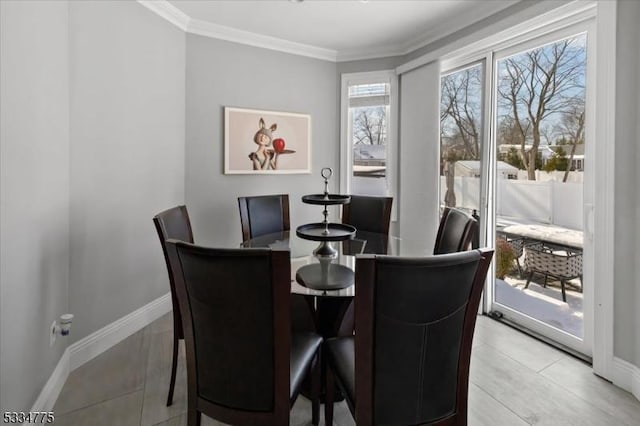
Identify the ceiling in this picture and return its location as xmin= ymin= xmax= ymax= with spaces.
xmin=165 ymin=0 xmax=519 ymax=61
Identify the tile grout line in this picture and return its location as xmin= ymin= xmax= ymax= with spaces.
xmin=478 ymin=323 xmax=565 ymax=375
xmin=151 ymin=413 xmax=183 ymax=426
xmin=535 ymin=354 xmax=565 ymax=374
xmin=470 ymin=382 xmax=533 ymax=426
xmin=471 ymin=344 xmax=628 ymax=425
xmin=54 ymin=388 xmax=143 ymax=419
xmin=537 ymin=359 xmax=636 ymax=426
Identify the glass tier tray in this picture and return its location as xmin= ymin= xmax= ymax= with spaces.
xmin=295 ymin=263 xmax=354 ymax=291
xmin=296 ymin=223 xmax=356 ymax=242
xmin=301 ymin=194 xmax=351 ymax=205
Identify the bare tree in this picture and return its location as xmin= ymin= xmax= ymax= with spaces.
xmin=353 ymin=106 xmax=386 ymax=145
xmin=440 ymin=67 xmax=482 ymax=160
xmin=558 ymin=100 xmax=585 ymax=182
xmin=439 ymin=66 xmax=483 ymax=208
xmin=497 ymin=38 xmax=586 ymax=180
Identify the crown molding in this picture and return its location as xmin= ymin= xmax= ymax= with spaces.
xmin=187 ymin=18 xmax=337 ymax=62
xmin=336 ymin=44 xmax=405 ymax=62
xmin=397 ymin=0 xmax=595 ymax=75
xmin=399 ymin=0 xmax=521 ymax=57
xmin=137 ymin=0 xmax=519 ymax=63
xmin=335 ymin=1 xmax=518 ymax=63
xmin=137 ymin=0 xmax=190 ymax=31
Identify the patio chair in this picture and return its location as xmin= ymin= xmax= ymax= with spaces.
xmin=524 ymin=242 xmax=583 ymax=303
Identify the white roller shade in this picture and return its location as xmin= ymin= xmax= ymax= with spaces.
xmin=399 ymin=60 xmax=441 ymax=252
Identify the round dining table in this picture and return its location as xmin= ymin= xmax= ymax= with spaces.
xmin=241 ymin=229 xmax=431 ymax=334
xmin=242 ymin=229 xmax=431 ymax=400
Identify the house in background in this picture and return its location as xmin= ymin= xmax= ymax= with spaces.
xmin=551 ymin=143 xmax=586 ymax=171
xmin=455 ymin=160 xmax=519 ymax=179
xmin=1 ymin=0 xmax=639 ymax=418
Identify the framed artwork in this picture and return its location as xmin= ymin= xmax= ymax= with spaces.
xmin=224 ymin=107 xmax=311 ymax=174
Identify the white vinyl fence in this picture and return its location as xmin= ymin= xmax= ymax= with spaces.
xmin=440 ymin=177 xmax=583 ymax=230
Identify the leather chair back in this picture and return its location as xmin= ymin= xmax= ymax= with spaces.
xmin=433 ymin=207 xmax=478 ymax=254
xmin=342 ymin=195 xmax=393 ymax=235
xmin=355 ymin=249 xmax=493 ymax=425
xmin=238 ymin=194 xmax=290 ymax=242
xmin=166 ymin=241 xmax=293 ymax=422
xmin=153 ymin=205 xmax=194 ymax=339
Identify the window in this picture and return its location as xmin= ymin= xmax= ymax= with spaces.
xmin=340 ymin=71 xmax=397 ymax=216
xmin=439 ymin=62 xmax=485 ymax=214
xmin=496 ymin=34 xmax=587 ymax=182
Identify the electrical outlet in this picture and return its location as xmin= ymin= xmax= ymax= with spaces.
xmin=49 ymin=320 xmax=57 ymax=347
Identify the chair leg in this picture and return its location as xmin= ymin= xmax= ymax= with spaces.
xmin=543 ymin=274 xmax=548 ymax=288
xmin=310 ymin=355 xmax=320 ymax=426
xmin=516 ymin=258 xmax=523 ymax=278
xmin=579 ymin=275 xmax=583 ymax=293
xmin=166 ymin=334 xmax=179 ymax=406
xmin=325 ymin=366 xmax=335 ymax=426
xmin=187 ymin=409 xmax=200 ymax=426
xmin=525 ymin=271 xmax=533 ymax=289
xmin=560 ymin=280 xmax=567 ymax=303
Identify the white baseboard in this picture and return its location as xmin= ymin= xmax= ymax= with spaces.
xmin=28 ymin=292 xmax=172 ymax=416
xmin=28 ymin=349 xmax=70 ymax=415
xmin=612 ymin=357 xmax=640 ymax=401
xmin=68 ymin=292 xmax=172 ymax=370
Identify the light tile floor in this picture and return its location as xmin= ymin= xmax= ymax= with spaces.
xmin=53 ymin=314 xmax=640 ymax=425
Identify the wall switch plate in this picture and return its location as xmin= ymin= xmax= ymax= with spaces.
xmin=49 ymin=320 xmax=57 ymax=347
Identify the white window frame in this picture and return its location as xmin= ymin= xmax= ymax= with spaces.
xmin=340 ymin=70 xmax=398 ymax=220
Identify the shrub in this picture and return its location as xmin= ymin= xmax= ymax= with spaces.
xmin=495 ymin=238 xmax=516 ymax=279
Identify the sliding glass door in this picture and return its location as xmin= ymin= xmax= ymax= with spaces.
xmin=492 ymin=29 xmax=591 ymax=356
xmin=440 ymin=20 xmax=594 ymax=357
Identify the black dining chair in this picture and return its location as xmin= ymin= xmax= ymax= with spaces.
xmin=165 ymin=241 xmax=322 ymax=426
xmin=238 ymin=194 xmax=290 ymax=242
xmin=238 ymin=193 xmax=315 ymax=334
xmin=342 ymin=194 xmax=393 ymax=260
xmin=433 ymin=207 xmax=478 ymax=255
xmin=152 ymin=205 xmax=193 ymax=406
xmin=324 ymin=249 xmax=494 ymax=426
xmin=342 ymin=195 xmax=393 ymax=236
xmin=338 ymin=196 xmax=393 ymax=335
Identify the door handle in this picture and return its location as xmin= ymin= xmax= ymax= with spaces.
xmin=584 ymin=203 xmax=594 ymax=242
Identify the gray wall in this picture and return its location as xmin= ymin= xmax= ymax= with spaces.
xmin=398 ymin=62 xmax=441 ymax=252
xmin=637 ymin=19 xmax=640 ymax=369
xmin=185 ymin=35 xmax=338 ymax=247
xmin=0 ymin=0 xmax=70 ymax=412
xmin=613 ymin=0 xmax=640 ymax=367
xmin=68 ymin=1 xmax=185 ymax=341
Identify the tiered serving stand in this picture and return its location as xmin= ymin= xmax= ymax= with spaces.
xmin=295 ymin=168 xmax=356 ymax=291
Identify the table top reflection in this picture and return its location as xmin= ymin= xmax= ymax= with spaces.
xmin=241 ymin=230 xmax=431 ymax=297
